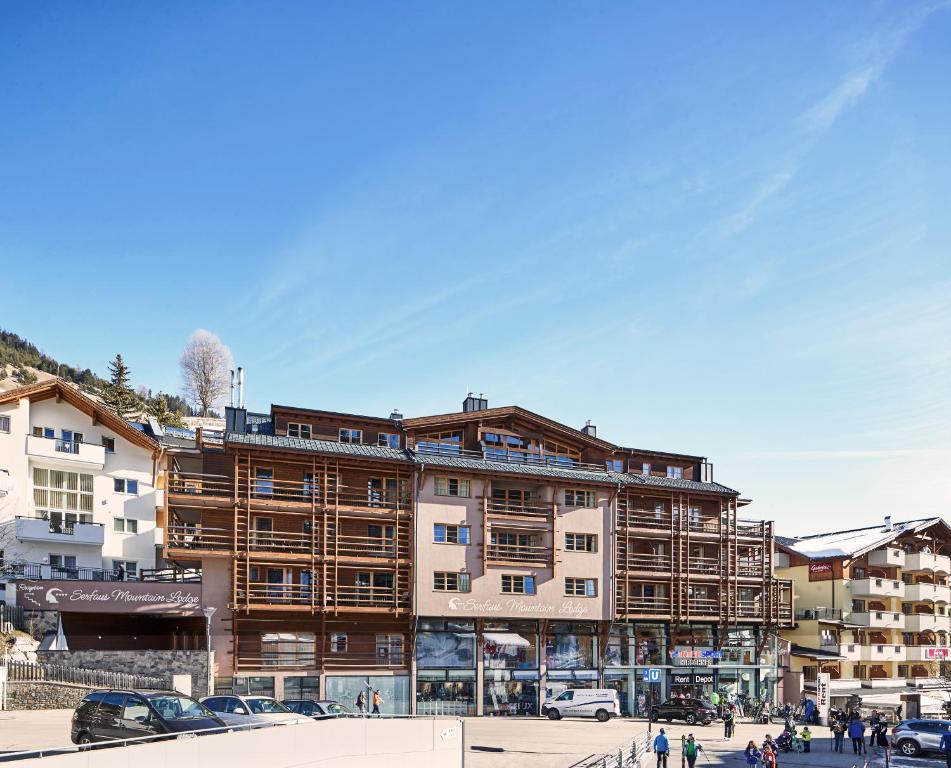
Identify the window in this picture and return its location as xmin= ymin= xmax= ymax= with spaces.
xmin=434 ymin=477 xmax=470 ymax=497
xmin=416 ymin=430 xmax=463 ymax=455
xmin=376 ymin=634 xmax=404 ymax=665
xmin=113 ymin=478 xmax=139 ymax=494
xmin=287 ymin=423 xmax=312 ymax=439
xmin=113 ymin=518 xmax=138 ymax=534
xmin=666 ymin=466 xmax=683 ymax=479
xmin=501 ymin=575 xmax=536 ymax=595
xmin=642 ymin=462 xmax=651 ymax=475
xmin=564 ymin=490 xmax=596 ymax=508
xmin=253 ymin=468 xmax=274 ymax=496
xmin=339 ymin=428 xmax=363 ymax=444
xmin=565 ymin=577 xmax=598 ymax=597
xmin=605 ymin=459 xmax=623 ymax=472
xmin=113 ymin=560 xmax=137 ymax=578
xmin=33 ymin=426 xmax=54 ymax=438
xmin=122 ymin=696 xmax=150 ymax=722
xmin=434 ymin=572 xmax=471 ymax=592
xmin=434 ymin=524 xmax=470 ymax=544
xmin=0 ymin=415 xmax=10 ymax=433
xmin=378 ymin=432 xmax=400 ymax=448
xmin=330 ymin=633 xmax=348 ymax=653
xmin=564 ymin=533 xmax=597 ymax=552
xmin=101 ymin=436 xmax=115 ymax=453
xmin=49 ymin=554 xmax=77 ymax=569
xmin=33 ymin=468 xmax=93 ymax=515
xmin=261 ymin=631 xmax=316 ymax=667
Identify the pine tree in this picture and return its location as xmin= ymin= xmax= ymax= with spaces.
xmin=147 ymin=392 xmax=186 ymax=428
xmin=100 ymin=354 xmax=137 ymax=420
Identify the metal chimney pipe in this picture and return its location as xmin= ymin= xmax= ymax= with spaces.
xmin=230 ymin=369 xmax=235 ymax=408
xmin=237 ymin=367 xmax=244 ymax=408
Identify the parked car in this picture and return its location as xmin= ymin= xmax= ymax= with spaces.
xmin=282 ymin=699 xmax=353 ymax=720
xmin=199 ymin=695 xmax=302 ymax=725
xmin=891 ymin=719 xmax=951 ymax=757
xmin=70 ymin=689 xmax=227 ymax=745
xmin=651 ymin=698 xmax=716 ymax=726
xmin=542 ymin=689 xmax=621 ymax=722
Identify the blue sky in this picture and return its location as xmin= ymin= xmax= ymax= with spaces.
xmin=2 ymin=2 xmax=949 ymax=535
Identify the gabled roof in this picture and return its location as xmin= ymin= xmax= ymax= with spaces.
xmin=778 ymin=518 xmax=951 ymax=560
xmin=270 ymin=404 xmax=399 ymax=426
xmin=414 ymin=453 xmax=620 ymax=485
xmin=401 ymin=405 xmax=618 ymax=451
xmin=0 ymin=378 xmax=159 ymax=455
xmin=617 ymin=472 xmax=738 ymax=496
xmin=616 ymin=446 xmax=707 ymax=462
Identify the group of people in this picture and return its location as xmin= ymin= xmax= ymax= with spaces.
xmin=653 ymin=729 xmax=704 ymax=768
xmin=354 ymin=688 xmax=384 ymax=714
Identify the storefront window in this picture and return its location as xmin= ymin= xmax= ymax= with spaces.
xmin=416 ymin=670 xmax=476 ymax=716
xmin=214 ymin=676 xmax=275 ymax=696
xmin=325 ymin=675 xmax=410 ymax=715
xmin=483 ymin=622 xmax=538 ymax=670
xmin=720 ymin=628 xmax=757 ymax=665
xmin=417 ymin=631 xmax=476 ymax=668
xmin=669 ymin=669 xmax=715 ymax=701
xmin=483 ymin=670 xmax=539 ymax=716
xmin=546 ymin=623 xmax=597 ymax=669
xmin=283 ymin=676 xmax=319 ymax=699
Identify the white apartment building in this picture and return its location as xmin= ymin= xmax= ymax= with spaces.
xmin=0 ymin=379 xmax=163 ymax=581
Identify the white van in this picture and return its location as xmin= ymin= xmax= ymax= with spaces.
xmin=542 ymin=689 xmax=621 ymax=722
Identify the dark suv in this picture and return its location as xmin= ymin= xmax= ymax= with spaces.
xmin=651 ymin=698 xmax=716 ymax=726
xmin=71 ymin=689 xmax=227 ymax=744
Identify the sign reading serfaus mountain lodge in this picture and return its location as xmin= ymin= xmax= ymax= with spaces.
xmin=16 ymin=581 xmax=202 ymax=615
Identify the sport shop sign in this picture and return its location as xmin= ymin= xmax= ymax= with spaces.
xmin=17 ymin=581 xmax=202 ymax=616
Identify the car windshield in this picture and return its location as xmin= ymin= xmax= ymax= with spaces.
xmin=324 ymin=703 xmax=350 ymax=715
xmin=247 ymin=698 xmax=292 ymax=714
xmin=147 ymin=695 xmax=215 ymax=721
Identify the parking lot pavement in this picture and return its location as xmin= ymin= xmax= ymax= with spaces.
xmin=0 ymin=709 xmax=74 ymax=754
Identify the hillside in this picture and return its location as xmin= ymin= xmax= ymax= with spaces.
xmin=0 ymin=328 xmax=193 ymax=417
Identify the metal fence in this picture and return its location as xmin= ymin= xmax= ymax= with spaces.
xmin=574 ymin=732 xmax=652 ymax=768
xmin=2 ymin=659 xmax=167 ymax=690
xmin=0 ymin=602 xmax=26 ymax=632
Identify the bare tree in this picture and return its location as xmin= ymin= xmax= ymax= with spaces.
xmin=179 ymin=330 xmax=234 ymax=416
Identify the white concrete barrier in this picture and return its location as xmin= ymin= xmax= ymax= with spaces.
xmin=10 ymin=716 xmax=463 ymax=768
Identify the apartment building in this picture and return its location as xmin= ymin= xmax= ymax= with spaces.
xmin=776 ymin=517 xmax=951 ymax=712
xmin=161 ymin=393 xmax=792 ymax=714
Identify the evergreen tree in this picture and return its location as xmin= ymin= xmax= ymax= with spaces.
xmin=100 ymin=354 xmax=138 ymax=420
xmin=147 ymin=392 xmax=186 ymax=428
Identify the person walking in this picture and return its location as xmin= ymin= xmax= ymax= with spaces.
xmin=654 ymin=728 xmax=671 ymax=768
xmin=848 ymin=716 xmax=865 ymax=755
xmin=743 ymin=740 xmax=761 ymax=768
xmin=940 ymin=724 xmax=951 ymax=768
xmin=869 ymin=711 xmax=879 ymax=751
xmin=684 ymin=735 xmax=703 ymax=768
xmin=710 ymin=690 xmax=721 ymax=718
xmin=801 ymin=726 xmax=811 ymax=753
xmin=355 ymin=690 xmax=366 ymax=714
xmin=724 ymin=706 xmax=735 ymax=739
xmin=762 ymin=743 xmax=778 ymax=768
xmin=832 ymin=719 xmax=845 ymax=753
xmin=372 ymin=689 xmax=383 ymax=715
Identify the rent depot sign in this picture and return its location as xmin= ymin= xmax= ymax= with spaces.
xmin=17 ymin=581 xmax=202 ymax=615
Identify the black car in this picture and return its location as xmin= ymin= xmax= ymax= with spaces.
xmin=282 ymin=699 xmax=353 ymax=720
xmin=651 ymin=698 xmax=716 ymax=726
xmin=71 ymin=689 xmax=228 ymax=745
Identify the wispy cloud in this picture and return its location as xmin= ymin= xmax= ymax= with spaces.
xmin=722 ymin=2 xmax=949 ymax=236
xmin=736 ymin=448 xmax=949 ymax=461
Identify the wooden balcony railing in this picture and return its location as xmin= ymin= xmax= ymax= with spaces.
xmin=484 ymin=499 xmax=552 ymax=518
xmin=616 ymin=554 xmax=672 ymax=572
xmin=685 ymin=519 xmax=721 ymax=534
xmin=687 ymin=597 xmax=720 ymax=614
xmin=486 ymin=543 xmax=549 ymax=564
xmin=617 ymin=597 xmax=672 ymax=614
xmin=617 ymin=513 xmax=674 ymax=530
xmin=737 ymin=521 xmax=766 ymax=538
xmin=738 ymin=562 xmax=765 ymax=577
xmin=240 ymin=582 xmax=317 ymax=604
xmin=166 ymin=524 xmax=233 ymax=551
xmin=168 ymin=472 xmax=232 ymax=497
xmin=329 ymin=586 xmax=408 ymax=609
xmin=737 ymin=599 xmax=765 ymax=617
xmin=687 ymin=556 xmax=719 ymax=574
xmin=248 ymin=530 xmax=313 ymax=554
xmin=335 ymin=535 xmax=408 ymax=560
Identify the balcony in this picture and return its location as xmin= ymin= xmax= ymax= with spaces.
xmin=415 ymin=442 xmax=609 ymax=473
xmin=484 ymin=499 xmax=552 ymax=519
xmin=905 ymin=583 xmax=951 ymax=603
xmin=851 ymin=577 xmax=904 ymax=599
xmin=836 ymin=643 xmax=862 ymax=661
xmin=905 ymin=552 xmax=951 ymax=574
xmin=617 ymin=553 xmax=672 ymax=573
xmin=869 ymin=547 xmax=906 ymax=568
xmin=905 ymin=646 xmax=951 ymax=662
xmin=903 ymin=613 xmax=951 ymax=633
xmin=849 ymin=610 xmax=905 ymax=629
xmin=860 ymin=644 xmax=905 ymax=662
xmin=796 ymin=608 xmax=843 ymax=622
xmin=736 ymin=520 xmax=766 ymax=538
xmin=26 ymin=434 xmax=105 ymax=469
xmin=486 ymin=541 xmax=549 ymax=565
xmin=165 ymin=524 xmax=233 ymax=552
xmin=15 ymin=516 xmax=104 ymax=546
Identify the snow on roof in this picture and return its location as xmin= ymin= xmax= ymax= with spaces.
xmin=782 ymin=518 xmax=941 ymax=559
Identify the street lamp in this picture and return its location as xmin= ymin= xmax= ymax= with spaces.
xmin=202 ymin=606 xmax=216 ymax=697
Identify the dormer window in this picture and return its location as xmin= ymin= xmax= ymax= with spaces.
xmin=288 ymin=423 xmax=312 ymax=439
xmin=339 ymin=428 xmax=362 ymax=444
xmin=666 ymin=466 xmax=683 ymax=479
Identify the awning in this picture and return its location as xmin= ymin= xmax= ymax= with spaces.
xmin=484 ymin=632 xmax=531 ymax=648
xmin=791 ymin=644 xmax=845 ymax=661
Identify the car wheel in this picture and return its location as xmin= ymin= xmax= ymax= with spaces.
xmin=666 ymin=716 xmax=673 ymax=723
xmin=685 ymin=714 xmax=697 ymax=725
xmin=651 ymin=711 xmax=660 ymax=722
xmin=548 ymin=709 xmax=561 ymax=721
xmin=595 ymin=710 xmax=610 ymax=723
xmin=77 ymin=733 xmax=93 ymax=745
xmin=897 ymin=740 xmax=920 ymax=757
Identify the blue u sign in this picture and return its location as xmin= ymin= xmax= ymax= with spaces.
xmin=641 ymin=668 xmax=661 ymax=683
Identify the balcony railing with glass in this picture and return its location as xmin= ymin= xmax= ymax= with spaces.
xmin=25 ymin=434 xmax=106 ymax=467
xmin=414 ymin=442 xmax=608 ymax=473
xmin=796 ymin=607 xmax=843 ymax=621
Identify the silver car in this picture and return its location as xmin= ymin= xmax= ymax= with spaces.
xmin=892 ymin=719 xmax=951 ymax=757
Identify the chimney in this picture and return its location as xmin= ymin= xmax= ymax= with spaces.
xmin=229 ymin=369 xmax=236 ymax=408
xmin=463 ymin=392 xmax=488 ymax=413
xmin=884 ymin=515 xmax=893 ymax=532
xmin=390 ymin=409 xmax=403 ymax=420
xmin=237 ymin=367 xmax=245 ymax=408
xmin=582 ymin=420 xmax=597 ymax=437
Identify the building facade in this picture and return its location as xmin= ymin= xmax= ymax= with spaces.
xmin=776 ymin=518 xmax=951 ymax=713
xmin=161 ymin=394 xmax=793 ymax=713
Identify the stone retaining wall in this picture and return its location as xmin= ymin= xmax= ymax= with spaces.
xmin=35 ymin=650 xmax=210 ymax=697
xmin=6 ymin=680 xmax=94 ymax=710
